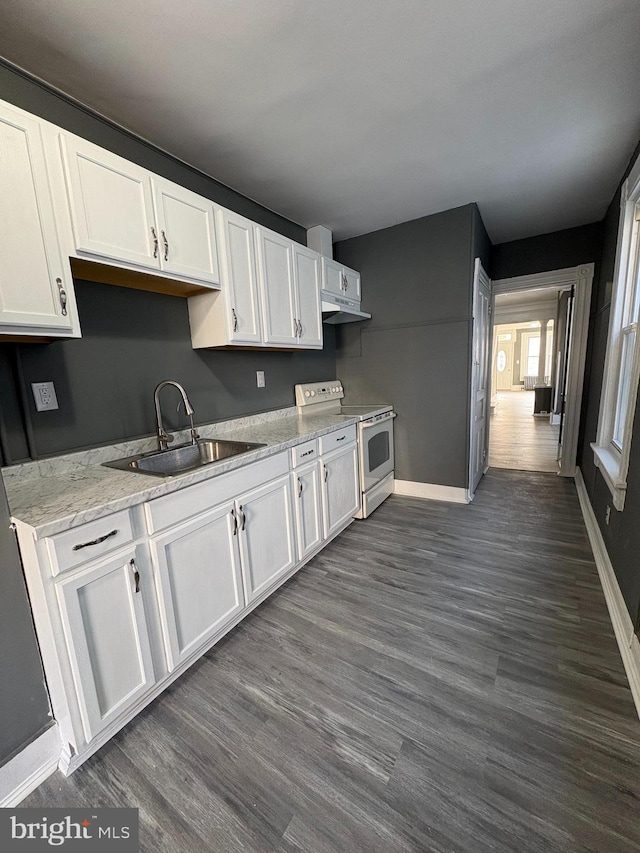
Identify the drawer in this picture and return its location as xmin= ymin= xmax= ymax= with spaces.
xmin=145 ymin=451 xmax=289 ymax=534
xmin=319 ymin=424 xmax=357 ymax=455
xmin=46 ymin=509 xmax=135 ymax=576
xmin=291 ymin=439 xmax=318 ymax=468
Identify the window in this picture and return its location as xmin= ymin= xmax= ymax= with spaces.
xmin=526 ymin=335 xmax=540 ymax=377
xmin=592 ymin=152 xmax=640 ymax=510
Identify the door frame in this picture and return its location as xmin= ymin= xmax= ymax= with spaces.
xmin=492 ymin=263 xmax=594 ymax=477
xmin=468 ymin=258 xmax=492 ymax=500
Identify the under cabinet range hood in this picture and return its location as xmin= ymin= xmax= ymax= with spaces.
xmin=321 ymin=294 xmax=371 ymax=324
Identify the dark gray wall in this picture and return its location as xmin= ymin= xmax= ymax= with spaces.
xmin=1 ymin=282 xmax=336 ymax=460
xmin=579 ymin=138 xmax=640 ymax=626
xmin=0 ymin=475 xmax=52 ymax=767
xmin=492 ymin=223 xmax=603 ymax=281
xmin=334 ymin=204 xmax=482 ymax=488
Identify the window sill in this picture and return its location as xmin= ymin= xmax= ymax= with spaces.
xmin=591 ymin=442 xmax=627 ymax=511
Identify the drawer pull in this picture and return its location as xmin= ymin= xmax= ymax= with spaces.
xmin=336 ymin=435 xmax=346 ymax=442
xmin=130 ymin=558 xmax=140 ymax=593
xmin=72 ymin=529 xmax=119 ymax=551
xmin=301 ymin=448 xmax=314 ymax=457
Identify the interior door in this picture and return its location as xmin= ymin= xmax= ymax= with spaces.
xmin=469 ymin=258 xmax=492 ymax=497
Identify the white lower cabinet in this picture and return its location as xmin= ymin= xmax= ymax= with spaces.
xmin=321 ymin=443 xmax=360 ymax=538
xmin=149 ymin=501 xmax=245 ymax=672
xmin=237 ymin=473 xmax=297 ymax=604
xmin=19 ymin=432 xmax=359 ymax=773
xmin=55 ymin=545 xmax=156 ymax=742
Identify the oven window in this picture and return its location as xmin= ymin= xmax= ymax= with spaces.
xmin=367 ymin=431 xmax=390 ymax=471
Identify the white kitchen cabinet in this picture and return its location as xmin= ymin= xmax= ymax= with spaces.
xmin=237 ymin=473 xmax=297 ymax=604
xmin=149 ymin=501 xmax=244 ymax=672
xmin=292 ymin=462 xmax=323 ymax=560
xmin=152 ymin=177 xmax=219 ymax=285
xmin=190 ymin=207 xmax=263 ymax=346
xmin=258 ymin=228 xmax=323 ymax=348
xmin=321 ymin=257 xmax=361 ymax=302
xmin=0 ymin=102 xmax=79 ymax=336
xmin=55 ymin=545 xmax=156 ymax=742
xmin=60 ymin=134 xmax=219 ymax=287
xmin=293 ymin=244 xmax=323 ymax=347
xmin=321 ymin=442 xmax=360 ymax=538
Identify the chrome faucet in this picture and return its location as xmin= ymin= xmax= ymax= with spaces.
xmin=154 ymin=381 xmax=199 ymax=451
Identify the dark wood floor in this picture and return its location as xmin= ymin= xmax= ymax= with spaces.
xmin=24 ymin=470 xmax=640 ymax=852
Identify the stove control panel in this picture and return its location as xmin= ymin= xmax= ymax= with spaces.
xmin=295 ymin=381 xmax=344 ymax=407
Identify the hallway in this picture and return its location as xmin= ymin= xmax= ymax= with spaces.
xmin=489 ymin=390 xmax=560 ymax=472
xmin=24 ymin=471 xmax=639 ymax=853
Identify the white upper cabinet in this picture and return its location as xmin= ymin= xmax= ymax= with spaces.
xmin=294 ymin=244 xmax=323 ymax=348
xmin=321 ymin=257 xmax=361 ymax=302
xmin=218 ymin=208 xmax=263 ymax=344
xmin=61 ymin=134 xmax=159 ymax=269
xmin=257 ymin=227 xmax=297 ymax=346
xmin=0 ymin=102 xmax=79 ymax=335
xmin=152 ymin=178 xmax=219 ymax=285
xmin=60 ymin=134 xmax=219 ymax=288
xmin=258 ymin=228 xmax=323 ymax=349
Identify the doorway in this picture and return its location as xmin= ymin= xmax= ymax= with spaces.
xmin=488 ymin=264 xmax=593 ymax=478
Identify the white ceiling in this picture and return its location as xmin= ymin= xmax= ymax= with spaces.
xmin=2 ymin=0 xmax=640 ymax=243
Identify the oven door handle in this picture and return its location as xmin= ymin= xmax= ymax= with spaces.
xmin=361 ymin=411 xmax=396 ymax=428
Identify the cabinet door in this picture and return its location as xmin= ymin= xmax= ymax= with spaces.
xmin=0 ymin=105 xmax=75 ymax=331
xmin=55 ymin=547 xmax=155 ymax=741
xmin=294 ymin=245 xmax=323 ymax=348
xmin=321 ymin=444 xmax=360 ymax=538
xmin=218 ymin=209 xmax=262 ymax=343
xmin=60 ymin=134 xmax=159 ymax=269
xmin=342 ymin=266 xmax=361 ymax=301
xmin=152 ymin=177 xmax=219 ymax=286
xmin=321 ymin=257 xmax=344 ymax=297
xmin=257 ymin=227 xmax=297 ymax=346
xmin=292 ymin=463 xmax=323 ymax=560
xmin=237 ymin=474 xmax=296 ymax=604
xmin=150 ymin=501 xmax=244 ymax=672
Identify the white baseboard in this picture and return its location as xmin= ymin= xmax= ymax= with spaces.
xmin=393 ymin=479 xmax=470 ymax=504
xmin=0 ymin=724 xmax=60 ymax=807
xmin=575 ymin=468 xmax=640 ymax=720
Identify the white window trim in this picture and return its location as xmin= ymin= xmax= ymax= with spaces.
xmin=592 ymin=152 xmax=640 ymax=511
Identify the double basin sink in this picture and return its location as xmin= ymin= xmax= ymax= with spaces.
xmin=103 ymin=439 xmax=266 ymax=478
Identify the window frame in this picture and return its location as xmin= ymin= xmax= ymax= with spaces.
xmin=592 ymin=152 xmax=640 ymax=511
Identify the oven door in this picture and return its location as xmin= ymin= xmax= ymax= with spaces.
xmin=358 ymin=413 xmax=395 ymax=492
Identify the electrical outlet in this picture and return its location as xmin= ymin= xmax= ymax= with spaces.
xmin=256 ymin=371 xmax=266 ymax=388
xmin=605 ymin=505 xmax=611 ymax=526
xmin=32 ymin=381 xmax=59 ymax=412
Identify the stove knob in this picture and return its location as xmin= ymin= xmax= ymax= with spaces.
xmin=310 ymin=390 xmax=316 ymax=397
xmin=304 ymin=390 xmax=311 ymax=398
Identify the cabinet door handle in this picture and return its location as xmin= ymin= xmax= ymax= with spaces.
xmin=56 ymin=278 xmax=68 ymax=316
xmin=238 ymin=505 xmax=246 ymax=530
xmin=232 ymin=308 xmax=238 ymax=332
xmin=324 ymin=464 xmax=328 ymax=482
xmin=294 ymin=318 xmax=299 ymax=337
xmin=231 ymin=508 xmax=238 ymax=536
xmin=298 ymin=319 xmax=303 ymax=337
xmin=298 ymin=477 xmax=303 ymax=497
xmin=72 ymin=529 xmax=118 ymax=551
xmin=161 ymin=229 xmax=169 ymax=261
xmin=151 ymin=226 xmax=159 ymax=258
xmin=130 ymin=559 xmax=140 ymax=593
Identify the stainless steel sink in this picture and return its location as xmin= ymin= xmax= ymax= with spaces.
xmin=103 ymin=439 xmax=265 ymax=477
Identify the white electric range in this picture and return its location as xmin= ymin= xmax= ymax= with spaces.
xmin=295 ymin=381 xmax=396 ymax=518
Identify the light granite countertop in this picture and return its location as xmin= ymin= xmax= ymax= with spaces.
xmin=2 ymin=407 xmax=359 ymax=538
